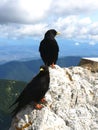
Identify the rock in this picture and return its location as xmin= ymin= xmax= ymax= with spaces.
xmin=9 ymin=65 xmax=98 ymax=130
xmin=79 ymin=57 xmax=98 ymax=72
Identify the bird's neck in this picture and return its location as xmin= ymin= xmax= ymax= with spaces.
xmin=45 ymin=35 xmax=54 ymax=40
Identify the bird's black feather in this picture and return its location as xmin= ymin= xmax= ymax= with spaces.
xmin=39 ymin=29 xmax=59 ymax=66
xmin=10 ymin=65 xmax=50 ymax=117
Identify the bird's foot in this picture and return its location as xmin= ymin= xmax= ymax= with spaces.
xmin=50 ymin=63 xmax=55 ymax=69
xmin=40 ymin=98 xmax=47 ymax=104
xmin=34 ymin=103 xmax=43 ymax=110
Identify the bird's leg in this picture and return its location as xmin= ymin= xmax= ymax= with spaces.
xmin=34 ymin=102 xmax=43 ymax=110
xmin=50 ymin=63 xmax=55 ymax=68
xmin=40 ymin=97 xmax=47 ymax=104
xmin=41 ymin=97 xmax=46 ymax=103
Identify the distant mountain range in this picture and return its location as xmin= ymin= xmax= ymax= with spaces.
xmin=0 ymin=56 xmax=81 ymax=82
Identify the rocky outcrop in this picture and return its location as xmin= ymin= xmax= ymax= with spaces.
xmin=79 ymin=58 xmax=98 ymax=72
xmin=9 ymin=65 xmax=98 ymax=130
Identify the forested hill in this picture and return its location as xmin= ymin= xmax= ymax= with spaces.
xmin=0 ymin=79 xmax=26 ymax=130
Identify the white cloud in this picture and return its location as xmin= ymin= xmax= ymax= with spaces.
xmin=89 ymin=41 xmax=96 ymax=45
xmin=0 ymin=0 xmax=98 ymax=24
xmin=0 ymin=23 xmax=48 ymax=39
xmin=0 ymin=0 xmax=52 ymax=23
xmin=51 ymin=0 xmax=98 ymax=15
xmin=1 ymin=15 xmax=98 ymax=44
xmin=79 ymin=18 xmax=92 ymax=25
xmin=52 ymin=16 xmax=98 ymax=44
xmin=75 ymin=42 xmax=80 ymax=46
xmin=0 ymin=0 xmax=98 ymax=44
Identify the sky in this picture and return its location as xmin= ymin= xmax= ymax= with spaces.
xmin=0 ymin=0 xmax=98 ymax=61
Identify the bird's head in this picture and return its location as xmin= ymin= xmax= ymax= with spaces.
xmin=45 ymin=29 xmax=60 ymax=39
xmin=40 ymin=65 xmax=49 ymax=73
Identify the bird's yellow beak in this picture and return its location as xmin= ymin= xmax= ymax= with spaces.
xmin=40 ymin=68 xmax=44 ymax=72
xmin=56 ymin=32 xmax=60 ymax=35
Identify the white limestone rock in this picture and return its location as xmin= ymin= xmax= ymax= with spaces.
xmin=9 ymin=65 xmax=98 ymax=130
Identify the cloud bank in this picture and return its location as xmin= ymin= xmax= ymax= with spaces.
xmin=0 ymin=0 xmax=98 ymax=44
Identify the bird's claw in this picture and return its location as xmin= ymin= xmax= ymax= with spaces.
xmin=34 ymin=103 xmax=43 ymax=110
xmin=50 ymin=63 xmax=56 ymax=69
xmin=40 ymin=98 xmax=47 ymax=104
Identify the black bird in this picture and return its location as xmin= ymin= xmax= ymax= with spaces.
xmin=39 ymin=29 xmax=60 ymax=68
xmin=10 ymin=65 xmax=50 ymax=117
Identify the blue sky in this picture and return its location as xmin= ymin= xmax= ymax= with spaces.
xmin=0 ymin=0 xmax=98 ymax=61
